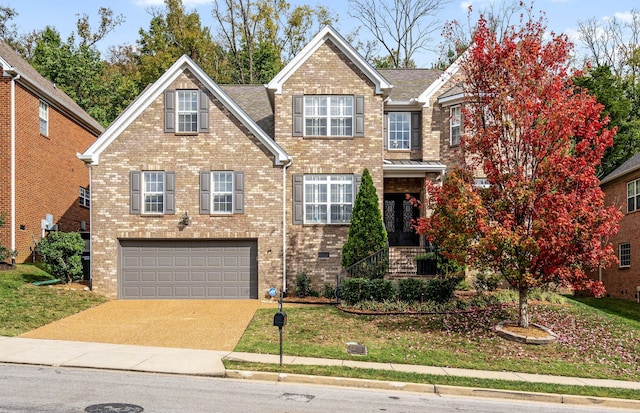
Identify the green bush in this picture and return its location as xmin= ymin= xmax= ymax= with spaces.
xmin=473 ymin=272 xmax=501 ymax=292
xmin=294 ymin=272 xmax=318 ymax=298
xmin=322 ymin=283 xmax=336 ymax=300
xmin=339 ymin=277 xmax=395 ymax=304
xmin=341 ymin=168 xmax=388 ymax=279
xmin=424 ymin=275 xmax=461 ymax=304
xmin=397 ymin=278 xmax=425 ymax=302
xmin=37 ymin=232 xmax=85 ymax=283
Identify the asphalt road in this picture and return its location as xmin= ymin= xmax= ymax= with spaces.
xmin=0 ymin=363 xmax=632 ymax=413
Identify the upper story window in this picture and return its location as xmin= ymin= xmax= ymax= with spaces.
xmin=79 ymin=186 xmax=90 ymax=208
xmin=177 ymin=90 xmax=199 ymax=132
xmin=388 ymin=112 xmax=411 ymax=150
xmin=293 ymin=95 xmax=364 ymax=138
xmin=627 ymin=178 xmax=640 ymax=213
xmin=450 ymin=105 xmax=461 ymax=146
xmin=39 ymin=100 xmax=49 ymax=136
xmin=620 ymin=242 xmax=631 ymax=267
xmin=304 ymin=175 xmax=353 ymax=224
xmin=164 ymin=89 xmax=209 ymax=134
xmin=129 ymin=170 xmax=175 ymax=215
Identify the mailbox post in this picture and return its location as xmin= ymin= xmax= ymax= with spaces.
xmin=270 ymin=288 xmax=286 ymax=366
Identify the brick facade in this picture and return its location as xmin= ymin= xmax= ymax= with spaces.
xmin=0 ymin=76 xmax=97 ymax=263
xmin=89 ymin=73 xmax=284 ymax=298
xmin=599 ymin=174 xmax=640 ymax=301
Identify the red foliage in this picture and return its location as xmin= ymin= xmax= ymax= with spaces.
xmin=416 ymin=12 xmax=622 ymax=316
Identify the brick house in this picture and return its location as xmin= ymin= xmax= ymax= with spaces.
xmin=79 ymin=26 xmax=463 ymax=299
xmin=596 ymin=153 xmax=640 ymax=302
xmin=0 ymin=40 xmax=103 ymax=264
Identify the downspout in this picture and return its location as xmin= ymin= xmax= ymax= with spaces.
xmin=10 ymin=73 xmax=20 ymax=263
xmin=282 ymin=156 xmax=293 ymax=293
xmin=88 ymin=165 xmax=93 ymax=291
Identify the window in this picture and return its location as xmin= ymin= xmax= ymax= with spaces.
xmin=164 ymin=90 xmax=208 ymax=133
xmin=474 ymin=178 xmax=490 ymax=188
xmin=177 ymin=90 xmax=199 ymax=132
xmin=388 ymin=112 xmax=410 ymax=150
xmin=627 ymin=179 xmax=640 ymax=213
xmin=199 ymin=171 xmax=244 ymax=215
xmin=130 ymin=171 xmax=174 ymax=215
xmin=620 ymin=243 xmax=631 ymax=267
xmin=293 ymin=95 xmax=363 ymax=137
xmin=212 ymin=172 xmax=234 ymax=213
xmin=143 ymin=171 xmax=165 ymax=214
xmin=79 ymin=186 xmax=90 ymax=208
xmin=303 ymin=175 xmax=353 ymax=224
xmin=39 ymin=100 xmax=48 ymax=136
xmin=450 ymin=105 xmax=461 ymax=146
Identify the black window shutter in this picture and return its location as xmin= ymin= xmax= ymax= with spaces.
xmin=199 ymin=91 xmax=209 ymax=132
xmin=164 ymin=90 xmax=175 ymax=133
xmin=165 ymin=172 xmax=175 ymax=214
xmin=411 ymin=112 xmax=421 ymax=149
xmin=354 ymin=95 xmax=364 ymax=136
xmin=292 ymin=95 xmax=303 ymax=137
xmin=199 ymin=171 xmax=211 ymax=214
xmin=293 ymin=174 xmax=303 ymax=224
xmin=130 ymin=171 xmax=141 ymax=214
xmin=383 ymin=113 xmax=388 ymax=150
xmin=234 ymin=171 xmax=244 ymax=214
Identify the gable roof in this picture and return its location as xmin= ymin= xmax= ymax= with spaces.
xmin=266 ymin=26 xmax=392 ymax=95
xmin=417 ymin=50 xmax=467 ymax=107
xmin=79 ymin=55 xmax=291 ymax=166
xmin=379 ymin=69 xmax=441 ymax=104
xmin=0 ymin=40 xmax=103 ymax=136
xmin=600 ymin=152 xmax=640 ymax=186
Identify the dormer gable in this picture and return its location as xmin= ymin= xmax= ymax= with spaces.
xmin=79 ymin=55 xmax=290 ymax=166
xmin=266 ymin=26 xmax=392 ymax=96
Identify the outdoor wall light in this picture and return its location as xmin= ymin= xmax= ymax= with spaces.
xmin=180 ymin=211 xmax=190 ymax=226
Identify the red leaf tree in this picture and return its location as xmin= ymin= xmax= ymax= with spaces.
xmin=416 ymin=13 xmax=622 ymax=327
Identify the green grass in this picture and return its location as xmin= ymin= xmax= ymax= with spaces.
xmin=0 ymin=264 xmax=108 ymax=336
xmin=235 ymin=299 xmax=640 ymax=382
xmin=567 ymin=296 xmax=640 ymax=328
xmin=223 ymin=360 xmax=640 ymax=401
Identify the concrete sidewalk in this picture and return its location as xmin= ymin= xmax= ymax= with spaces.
xmin=1 ymin=336 xmax=640 ymax=410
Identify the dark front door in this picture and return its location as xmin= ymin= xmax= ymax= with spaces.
xmin=384 ymin=193 xmax=420 ymax=246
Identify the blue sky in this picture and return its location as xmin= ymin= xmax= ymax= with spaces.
xmin=6 ymin=0 xmax=640 ymax=66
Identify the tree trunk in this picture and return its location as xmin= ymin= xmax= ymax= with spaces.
xmin=518 ymin=286 xmax=529 ymax=328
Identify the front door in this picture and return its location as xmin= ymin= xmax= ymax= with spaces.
xmin=383 ymin=193 xmax=420 ymax=246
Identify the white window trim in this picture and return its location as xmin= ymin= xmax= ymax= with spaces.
xmin=79 ymin=186 xmax=90 ymax=208
xmin=39 ymin=100 xmax=49 ymax=136
xmin=627 ymin=178 xmax=640 ymax=213
xmin=211 ymin=171 xmax=234 ymax=214
xmin=388 ymin=112 xmax=411 ymax=150
xmin=303 ymin=175 xmax=354 ymax=224
xmin=619 ymin=242 xmax=631 ymax=268
xmin=304 ymin=95 xmax=354 ymax=137
xmin=450 ymin=105 xmax=461 ymax=146
xmin=177 ymin=90 xmax=199 ymax=133
xmin=142 ymin=171 xmax=165 ymax=214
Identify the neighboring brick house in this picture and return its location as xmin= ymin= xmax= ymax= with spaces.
xmin=0 ymin=40 xmax=103 ymax=264
xmin=596 ymin=154 xmax=640 ymax=302
xmin=79 ymin=26 xmax=463 ymax=299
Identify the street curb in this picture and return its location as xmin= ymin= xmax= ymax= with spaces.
xmin=225 ymin=369 xmax=640 ymax=409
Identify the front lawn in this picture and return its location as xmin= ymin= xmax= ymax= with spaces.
xmin=0 ymin=264 xmax=108 ymax=336
xmin=235 ymin=297 xmax=640 ymax=382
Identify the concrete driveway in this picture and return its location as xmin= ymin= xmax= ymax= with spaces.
xmin=19 ymin=300 xmax=268 ymax=351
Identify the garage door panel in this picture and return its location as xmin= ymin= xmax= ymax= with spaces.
xmin=120 ymin=240 xmax=257 ymax=299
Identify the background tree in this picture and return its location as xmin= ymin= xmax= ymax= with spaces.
xmin=341 ymin=169 xmax=387 ymax=277
xmin=137 ymin=0 xmax=229 ymax=87
xmin=348 ymin=0 xmax=452 ymax=68
xmin=416 ymin=14 xmax=621 ymax=328
xmin=212 ymin=0 xmax=334 ymax=84
xmin=37 ymin=232 xmax=85 ymax=284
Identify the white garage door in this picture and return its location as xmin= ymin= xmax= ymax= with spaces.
xmin=119 ymin=240 xmax=258 ymax=299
